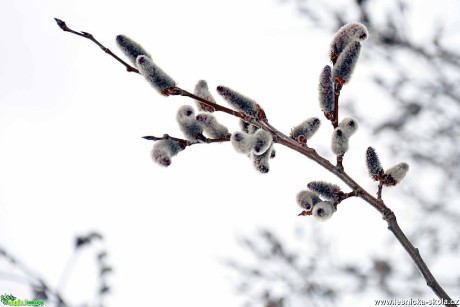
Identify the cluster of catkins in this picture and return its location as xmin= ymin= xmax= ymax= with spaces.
xmin=366 ymin=147 xmax=409 ymax=187
xmin=116 ymin=34 xmax=279 ymax=170
xmin=297 ymin=149 xmax=409 ymax=221
xmin=211 ymin=85 xmax=274 ymax=173
xmin=116 ymin=35 xmax=236 ymax=166
xmin=115 ymin=24 xmax=409 ymax=221
xmin=296 ymin=22 xmax=409 ymax=221
xmin=154 ymin=87 xmax=231 ymax=166
xmin=297 ymin=182 xmax=342 ymax=220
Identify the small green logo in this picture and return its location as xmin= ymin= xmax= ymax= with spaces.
xmin=0 ymin=294 xmax=44 ymax=306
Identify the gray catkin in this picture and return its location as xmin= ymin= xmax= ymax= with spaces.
xmin=251 ymin=129 xmax=273 ymax=155
xmin=217 ymin=86 xmax=258 ymax=119
xmin=291 ymin=117 xmax=321 ymax=140
xmin=385 ymin=163 xmax=409 ymax=186
xmin=231 ymin=131 xmax=254 ymax=154
xmin=339 ymin=117 xmax=359 ymax=137
xmin=333 ymin=41 xmax=362 ymax=83
xmin=307 ymin=181 xmax=341 ymax=200
xmin=366 ymin=147 xmax=384 ymax=179
xmin=331 ymin=127 xmax=349 ymax=155
xmin=116 ymin=35 xmax=151 ymax=66
xmin=312 ymin=201 xmax=336 ymax=221
xmin=252 ymin=145 xmax=273 ymax=173
xmin=196 ymin=113 xmax=229 ymax=139
xmin=176 ymin=105 xmax=204 ymax=140
xmin=151 ymin=139 xmax=181 ymax=167
xmin=194 ymin=80 xmax=216 ymax=112
xmin=330 ymin=22 xmax=368 ymax=60
xmin=136 ymin=55 xmax=176 ymax=94
xmin=319 ymin=66 xmax=335 ymax=114
xmin=296 ymin=190 xmax=322 ymax=211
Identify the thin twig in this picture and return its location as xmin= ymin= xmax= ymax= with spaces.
xmin=142 ymin=134 xmax=230 ymax=148
xmin=377 ymin=180 xmax=384 ymax=200
xmin=336 ymin=154 xmax=344 ymax=172
xmin=164 ymin=87 xmax=252 ymax=121
xmin=54 ymin=18 xmax=139 ymax=73
xmin=332 ymin=77 xmax=344 ymax=128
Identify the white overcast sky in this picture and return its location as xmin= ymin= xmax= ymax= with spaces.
xmin=1 ymin=1 xmax=458 ymax=306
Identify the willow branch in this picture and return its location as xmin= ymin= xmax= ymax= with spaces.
xmin=55 ymin=19 xmax=456 ymax=306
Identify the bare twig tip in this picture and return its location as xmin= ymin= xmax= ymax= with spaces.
xmin=54 ymin=18 xmax=67 ymax=30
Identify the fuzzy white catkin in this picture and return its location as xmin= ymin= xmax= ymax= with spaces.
xmin=339 ymin=117 xmax=359 ymax=137
xmin=333 ymin=41 xmax=362 ymax=83
xmin=251 ymin=129 xmax=273 ymax=155
xmin=319 ymin=66 xmax=335 ymax=114
xmin=291 ymin=117 xmax=321 ymax=140
xmin=252 ymin=145 xmax=273 ymax=173
xmin=176 ymin=105 xmax=204 ymax=140
xmin=312 ymin=201 xmax=336 ymax=221
xmin=151 ymin=139 xmax=181 ymax=167
xmin=331 ymin=127 xmax=349 ymax=155
xmin=330 ymin=22 xmax=368 ymax=60
xmin=196 ymin=113 xmax=229 ymax=139
xmin=385 ymin=163 xmax=409 ymax=186
xmin=307 ymin=181 xmax=341 ymax=200
xmin=217 ymin=86 xmax=258 ymax=119
xmin=231 ymin=131 xmax=254 ymax=154
xmin=136 ymin=55 xmax=176 ymax=94
xmin=194 ymin=80 xmax=216 ymax=112
xmin=116 ymin=34 xmax=151 ymax=65
xmin=296 ymin=190 xmax=322 ymax=211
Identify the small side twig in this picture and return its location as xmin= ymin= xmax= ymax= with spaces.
xmin=377 ymin=180 xmax=384 ymax=200
xmin=142 ymin=134 xmax=230 ymax=148
xmin=332 ymin=77 xmax=345 ymax=128
xmin=336 ymin=154 xmax=344 ymax=172
xmin=54 ymin=18 xmax=139 ymax=73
